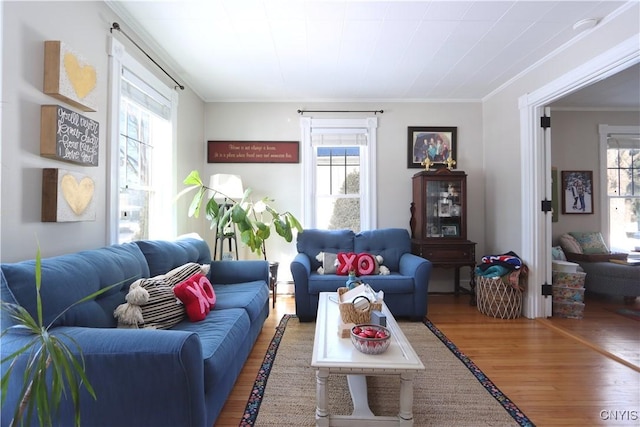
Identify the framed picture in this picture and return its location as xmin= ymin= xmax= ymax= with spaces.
xmin=407 ymin=126 xmax=457 ymax=169
xmin=441 ymin=225 xmax=458 ymax=236
xmin=561 ymin=170 xmax=593 ymax=214
xmin=438 ymin=201 xmax=451 ymax=217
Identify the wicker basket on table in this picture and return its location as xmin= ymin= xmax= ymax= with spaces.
xmin=337 ymin=287 xmax=382 ymax=324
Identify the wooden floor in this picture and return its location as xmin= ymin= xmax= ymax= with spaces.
xmin=215 ymin=293 xmax=640 ymax=427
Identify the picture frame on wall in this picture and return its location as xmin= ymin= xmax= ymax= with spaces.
xmin=407 ymin=126 xmax=457 ymax=169
xmin=561 ymin=170 xmax=593 ymax=214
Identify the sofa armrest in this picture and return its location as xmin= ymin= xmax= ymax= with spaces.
xmin=565 ymin=251 xmax=627 ymax=263
xmin=291 ymin=253 xmax=313 ymax=320
xmin=399 ymin=253 xmax=433 ymax=316
xmin=208 ymin=260 xmax=269 ymax=284
xmin=1 ymin=326 xmax=205 ymax=427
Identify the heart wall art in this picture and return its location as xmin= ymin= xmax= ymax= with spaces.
xmin=42 ymin=168 xmax=96 ymax=222
xmin=43 ymin=41 xmax=98 ymax=112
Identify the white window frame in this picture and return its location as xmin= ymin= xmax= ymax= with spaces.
xmin=598 ymin=124 xmax=640 ymax=250
xmin=107 ymin=36 xmax=178 ymax=244
xmin=300 ymin=117 xmax=377 ymax=230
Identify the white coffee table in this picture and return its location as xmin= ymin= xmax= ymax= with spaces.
xmin=311 ymin=292 xmax=425 ymax=427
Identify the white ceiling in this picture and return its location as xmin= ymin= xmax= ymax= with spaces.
xmin=107 ymin=0 xmax=639 ymax=107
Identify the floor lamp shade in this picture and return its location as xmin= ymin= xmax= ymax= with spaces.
xmin=209 ymin=174 xmax=244 ymax=200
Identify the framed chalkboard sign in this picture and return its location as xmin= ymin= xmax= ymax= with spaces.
xmin=40 ymin=105 xmax=99 ymax=166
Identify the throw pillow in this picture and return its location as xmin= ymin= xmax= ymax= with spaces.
xmin=569 ymin=231 xmax=609 ymax=254
xmin=315 ymin=252 xmax=338 ymax=275
xmin=113 ymin=262 xmax=202 ymax=329
xmin=134 ymin=277 xmax=186 ymax=329
xmin=337 ymin=252 xmax=390 ymax=276
xmin=163 ymin=262 xmax=203 ymax=285
xmin=174 ymin=274 xmax=216 ymax=322
xmin=559 ymin=234 xmax=583 ymax=254
xmin=336 ymin=252 xmax=358 ymax=275
xmin=356 ymin=253 xmax=379 ymax=275
xmin=551 ymin=246 xmax=567 ymax=261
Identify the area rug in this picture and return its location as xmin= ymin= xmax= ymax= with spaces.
xmin=241 ymin=314 xmax=534 ymax=426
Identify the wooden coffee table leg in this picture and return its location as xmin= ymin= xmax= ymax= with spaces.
xmin=315 ymin=369 xmax=329 ymax=426
xmin=398 ymin=372 xmax=416 ymax=426
xmin=347 ymin=374 xmax=375 ymax=417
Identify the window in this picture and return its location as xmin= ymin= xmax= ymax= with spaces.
xmin=108 ymin=38 xmax=177 ymax=244
xmin=606 ymin=136 xmax=640 ymax=252
xmin=301 ymin=117 xmax=377 ymax=231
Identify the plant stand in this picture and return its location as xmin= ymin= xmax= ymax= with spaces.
xmin=269 ymin=262 xmax=279 ymax=308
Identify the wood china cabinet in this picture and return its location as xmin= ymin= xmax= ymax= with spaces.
xmin=410 ymin=168 xmax=476 ymax=295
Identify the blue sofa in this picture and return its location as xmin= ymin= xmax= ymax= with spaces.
xmin=291 ymin=228 xmax=432 ymax=322
xmin=1 ymin=236 xmax=269 ymax=427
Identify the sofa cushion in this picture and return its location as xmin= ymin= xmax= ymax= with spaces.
xmin=297 ymin=229 xmax=355 ymax=271
xmin=559 ymin=234 xmax=582 ymax=254
xmin=1 ymin=243 xmax=148 ymax=329
xmin=136 ymin=237 xmax=211 ymax=277
xmin=568 ymin=231 xmax=609 ymax=254
xmin=360 ymin=274 xmax=415 ymax=293
xmin=171 ymin=307 xmax=250 ymax=395
xmin=354 ymin=228 xmax=411 ymax=272
xmin=308 ymin=274 xmax=352 ymax=294
xmin=212 ymin=281 xmax=269 ymax=323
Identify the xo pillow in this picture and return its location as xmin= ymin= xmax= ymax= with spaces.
xmin=174 ymin=274 xmax=216 ymax=322
xmin=336 ymin=252 xmax=382 ymax=276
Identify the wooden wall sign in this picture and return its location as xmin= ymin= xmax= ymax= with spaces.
xmin=207 ymin=141 xmax=299 ymax=163
xmin=40 ymin=105 xmax=99 ymax=166
xmin=44 ymin=40 xmax=98 ymax=112
xmin=42 ymin=168 xmax=96 ymax=222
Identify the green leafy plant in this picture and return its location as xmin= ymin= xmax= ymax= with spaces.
xmin=179 ymin=170 xmax=303 ymax=260
xmin=1 ymin=245 xmax=126 ymax=427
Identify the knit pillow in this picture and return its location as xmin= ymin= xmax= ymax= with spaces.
xmin=336 ymin=252 xmax=388 ymax=276
xmin=569 ymin=231 xmax=609 ymax=254
xmin=559 ymin=234 xmax=582 ymax=254
xmin=315 ymin=252 xmax=338 ymax=274
xmin=355 ymin=253 xmax=379 ymax=275
xmin=114 ymin=262 xmax=202 ymax=329
xmin=173 ymin=274 xmax=216 ymax=322
xmin=336 ymin=252 xmax=358 ymax=275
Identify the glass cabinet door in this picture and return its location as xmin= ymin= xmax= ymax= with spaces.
xmin=425 ymin=179 xmax=462 ymax=238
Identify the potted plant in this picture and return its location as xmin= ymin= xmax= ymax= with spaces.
xmin=1 ymin=246 xmax=125 ymax=427
xmin=179 ymin=170 xmax=302 ymax=260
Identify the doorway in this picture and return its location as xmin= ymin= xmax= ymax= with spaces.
xmin=519 ymin=37 xmax=639 ymax=318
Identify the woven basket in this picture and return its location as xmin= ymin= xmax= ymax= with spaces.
xmin=476 ymin=276 xmax=523 ymax=319
xmin=337 ymin=287 xmax=382 ymax=324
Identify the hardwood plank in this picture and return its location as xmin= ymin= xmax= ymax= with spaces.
xmin=214 ymin=293 xmax=640 ymax=426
